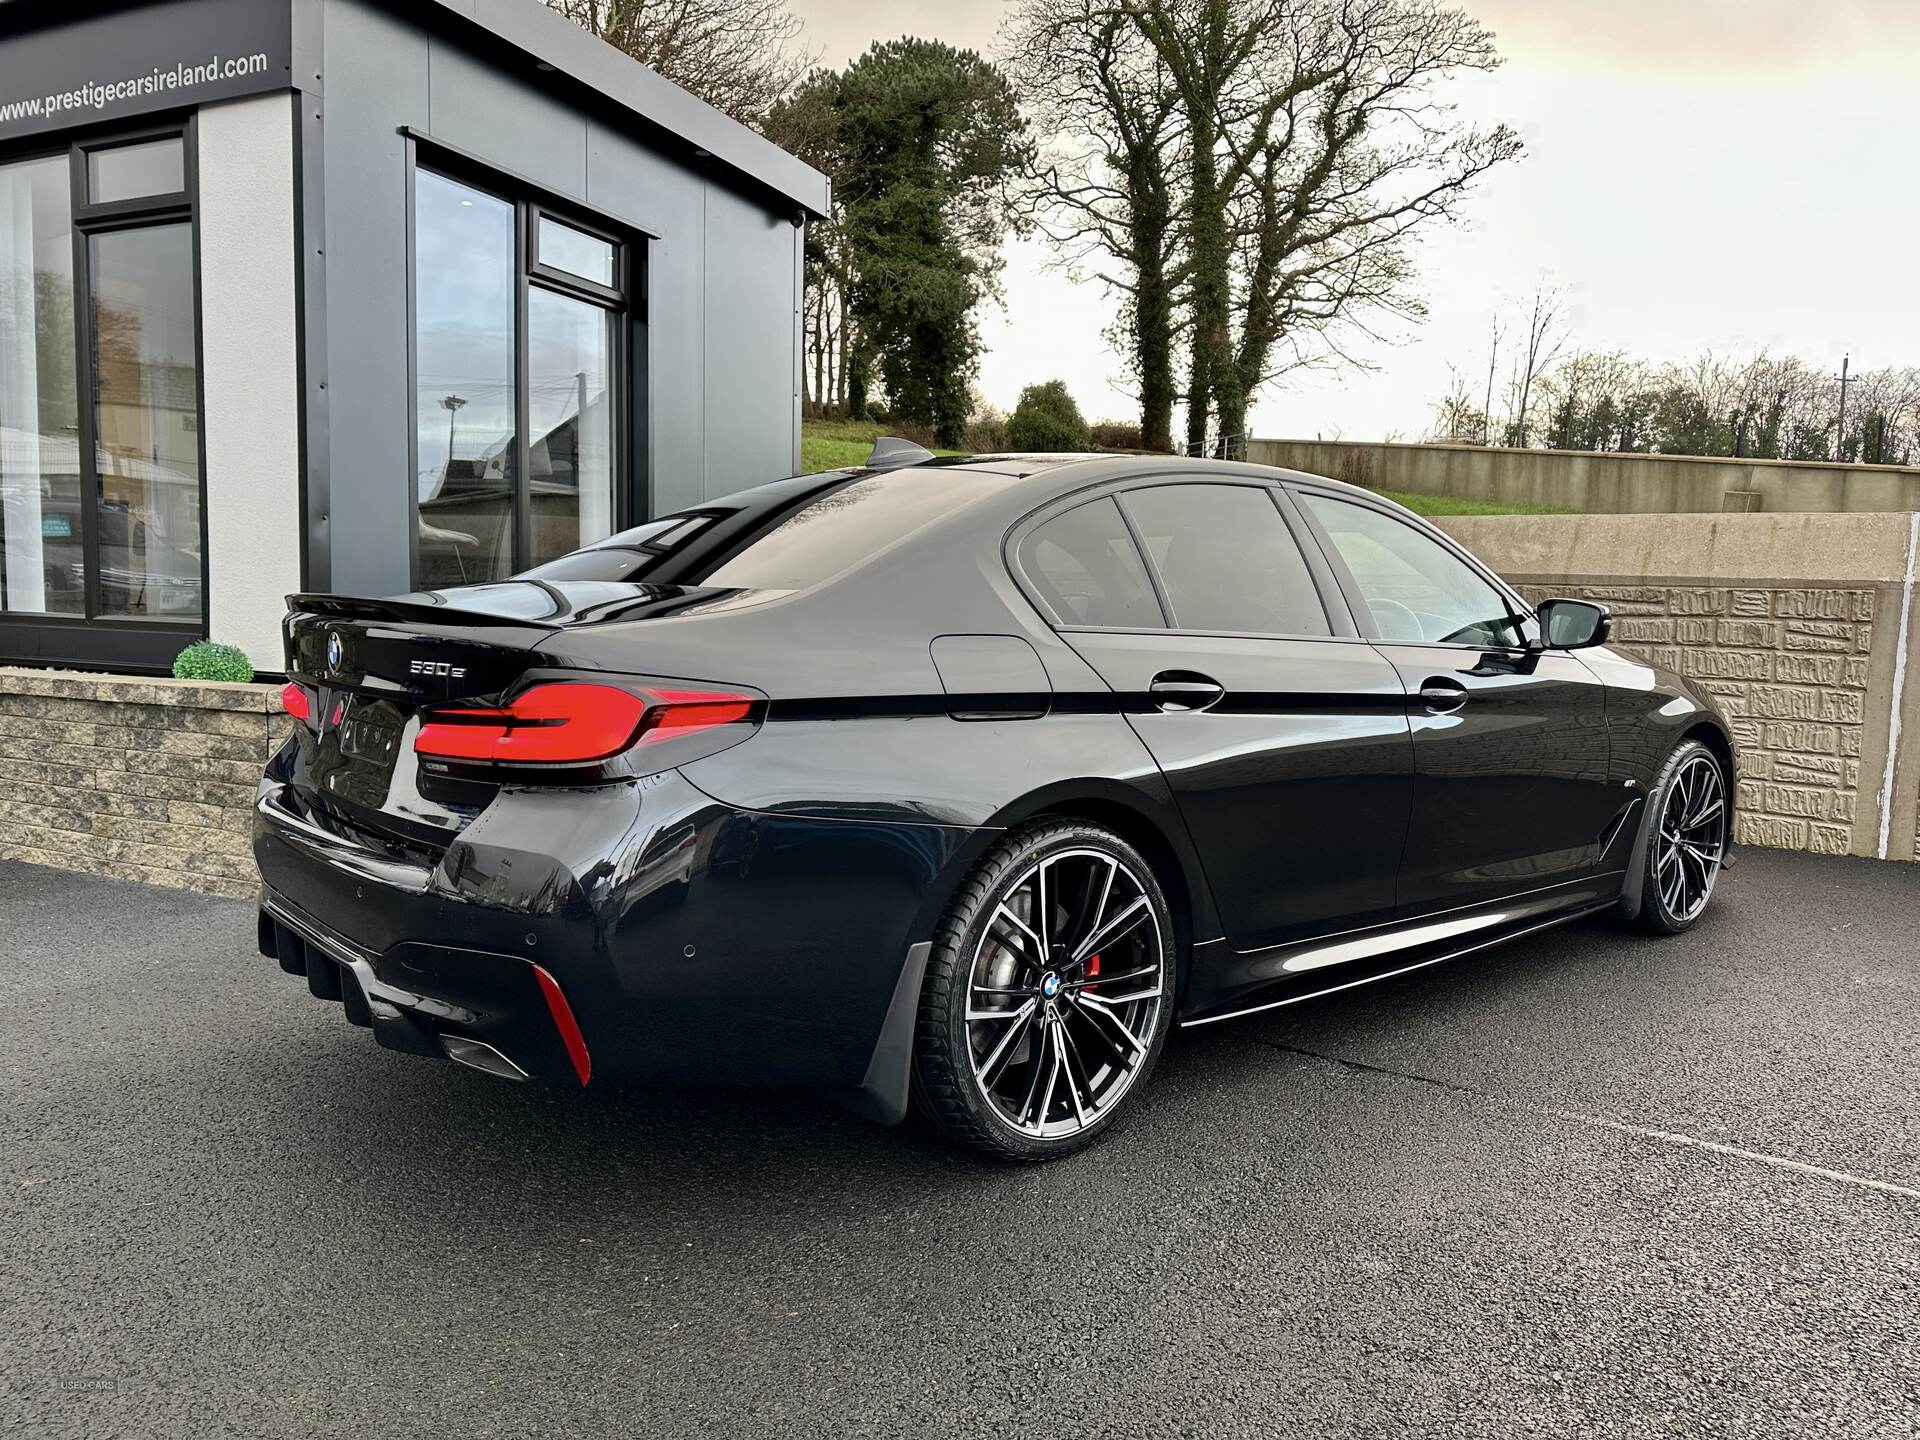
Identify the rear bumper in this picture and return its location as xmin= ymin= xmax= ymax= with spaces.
xmin=258 ymin=888 xmax=590 ymax=1084
xmin=252 ymin=760 xmax=979 ymax=1095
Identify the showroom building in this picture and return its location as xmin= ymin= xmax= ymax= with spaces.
xmin=0 ymin=0 xmax=827 ymax=673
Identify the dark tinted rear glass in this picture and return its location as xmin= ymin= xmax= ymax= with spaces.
xmin=1120 ymin=484 xmax=1329 ymax=635
xmin=519 ymin=517 xmax=710 ymax=581
xmin=508 ymin=472 xmax=986 ymax=592
xmin=702 ymin=474 xmax=983 ymax=591
xmin=1020 ymin=498 xmax=1165 ymax=628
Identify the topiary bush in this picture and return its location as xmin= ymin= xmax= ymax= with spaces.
xmin=172 ymin=640 xmax=254 ymax=683
xmin=1007 ymin=380 xmax=1091 ymax=453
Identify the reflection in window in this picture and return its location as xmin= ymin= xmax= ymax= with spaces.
xmin=88 ymin=138 xmax=185 ymax=205
xmin=1304 ymin=494 xmax=1522 ymax=648
xmin=538 ymin=216 xmax=615 ymax=287
xmin=0 ymin=154 xmax=82 ymax=616
xmin=1020 ymin=498 xmax=1163 ymax=629
xmin=1120 ymin=485 xmax=1329 ymax=635
xmin=91 ymin=222 xmax=201 ymax=619
xmin=414 ymin=171 xmax=516 ymax=588
xmin=527 ymin=285 xmax=614 ymax=566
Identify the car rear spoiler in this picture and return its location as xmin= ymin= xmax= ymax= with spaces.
xmin=285 ymin=593 xmax=567 ymax=630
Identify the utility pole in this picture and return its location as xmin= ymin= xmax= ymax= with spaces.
xmin=440 ymin=394 xmax=468 ymax=476
xmin=1831 ymin=355 xmax=1853 ymax=461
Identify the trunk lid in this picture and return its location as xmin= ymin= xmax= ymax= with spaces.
xmin=278 ymin=580 xmax=739 ymax=853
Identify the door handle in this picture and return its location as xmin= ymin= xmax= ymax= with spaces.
xmin=1150 ymin=671 xmax=1225 ymax=713
xmin=1419 ymin=677 xmax=1469 ymax=714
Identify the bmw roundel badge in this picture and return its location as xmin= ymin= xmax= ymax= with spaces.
xmin=326 ymin=630 xmax=345 ymax=672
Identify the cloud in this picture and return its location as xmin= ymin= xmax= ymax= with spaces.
xmin=1472 ymin=0 xmax=1920 ymax=81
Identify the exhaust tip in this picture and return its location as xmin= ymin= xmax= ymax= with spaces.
xmin=441 ymin=1034 xmax=530 ymax=1082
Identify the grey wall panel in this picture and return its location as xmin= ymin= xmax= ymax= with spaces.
xmin=584 ymin=125 xmax=705 ymax=516
xmin=425 ymin=41 xmax=588 ymax=200
xmin=319 ymin=0 xmax=429 ymax=596
xmin=315 ymin=0 xmax=800 ymax=595
xmin=701 ymin=186 xmax=801 ymax=501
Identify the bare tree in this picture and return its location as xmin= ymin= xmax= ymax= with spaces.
xmin=1005 ymin=0 xmax=1187 ymax=450
xmin=1097 ymin=0 xmax=1519 ymax=453
xmin=542 ymin=0 xmax=814 ymax=127
xmin=1428 ymin=363 xmax=1482 ymax=442
xmin=1480 ymin=308 xmax=1502 ymax=444
xmin=1222 ymin=2 xmax=1520 ymax=452
xmin=1504 ymin=282 xmax=1566 ymax=446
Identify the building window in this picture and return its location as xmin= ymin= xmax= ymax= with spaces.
xmin=0 ymin=123 xmax=201 ymax=643
xmin=413 ymin=165 xmax=631 ymax=589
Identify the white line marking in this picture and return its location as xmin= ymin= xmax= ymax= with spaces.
xmin=1532 ymin=1104 xmax=1920 ymax=1202
xmin=1275 ymin=1046 xmax=1920 ymax=1202
xmin=1876 ymin=510 xmax=1918 ymax=859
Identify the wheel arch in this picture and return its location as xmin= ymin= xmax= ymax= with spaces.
xmin=1684 ymin=719 xmax=1737 ymax=796
xmin=901 ymin=778 xmax=1220 ymax=993
xmin=843 ymin=778 xmax=1215 ymax=1130
xmin=1614 ymin=725 xmax=1735 ymax=921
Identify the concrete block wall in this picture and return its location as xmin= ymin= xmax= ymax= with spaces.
xmin=0 ymin=669 xmax=287 ymax=900
xmin=1250 ymin=437 xmax=1920 ymax=515
xmin=1439 ymin=512 xmax=1920 ymax=860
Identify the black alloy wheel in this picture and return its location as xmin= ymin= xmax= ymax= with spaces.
xmin=1639 ymin=739 xmax=1729 ymax=934
xmin=912 ymin=820 xmax=1178 ymax=1161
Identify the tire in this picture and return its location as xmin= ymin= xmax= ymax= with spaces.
xmin=911 ymin=819 xmax=1180 ymax=1162
xmin=1636 ymin=739 xmax=1729 ymax=935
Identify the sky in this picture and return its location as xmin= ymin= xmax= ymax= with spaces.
xmin=783 ymin=0 xmax=1920 ymax=442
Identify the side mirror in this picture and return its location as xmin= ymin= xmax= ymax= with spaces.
xmin=1537 ymin=597 xmax=1610 ymax=650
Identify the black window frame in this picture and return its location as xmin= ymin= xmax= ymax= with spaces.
xmin=1007 ymin=475 xmax=1360 ymax=642
xmin=1286 ymin=481 xmax=1537 ymax=651
xmin=405 ymin=137 xmax=644 ymax=587
xmin=0 ymin=113 xmax=208 ymax=673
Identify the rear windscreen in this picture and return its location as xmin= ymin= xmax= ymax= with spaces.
xmin=701 ymin=475 xmax=981 ymax=591
xmin=516 ymin=473 xmax=986 ymax=591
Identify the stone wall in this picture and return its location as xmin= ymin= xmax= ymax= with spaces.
xmin=0 ymin=669 xmax=286 ymax=900
xmin=1248 ymin=436 xmax=1920 ymax=515
xmin=1438 ymin=512 xmax=1920 ymax=861
xmin=1511 ymin=582 xmax=1874 ymax=854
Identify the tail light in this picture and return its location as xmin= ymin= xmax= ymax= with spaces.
xmin=281 ymin=681 xmax=312 ymax=723
xmin=414 ymin=682 xmax=756 ymax=767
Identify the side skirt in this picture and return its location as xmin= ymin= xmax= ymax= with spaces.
xmin=1179 ymin=898 xmax=1616 ymax=1030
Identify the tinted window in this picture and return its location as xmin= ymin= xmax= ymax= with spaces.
xmin=90 ymin=222 xmax=201 ymax=618
xmin=703 ymin=473 xmax=982 ymax=591
xmin=519 ymin=516 xmax=712 ymax=581
xmin=1302 ymin=494 xmax=1523 ymax=647
xmin=1120 ymin=484 xmax=1329 ymax=635
xmin=1020 ymin=498 xmax=1164 ymax=628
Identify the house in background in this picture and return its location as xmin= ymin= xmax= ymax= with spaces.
xmin=0 ymin=0 xmax=828 ymax=673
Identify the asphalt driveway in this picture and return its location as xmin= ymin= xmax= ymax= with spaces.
xmin=1 ymin=848 xmax=1916 ymax=1438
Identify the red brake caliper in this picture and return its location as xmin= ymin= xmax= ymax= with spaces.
xmin=1085 ymin=953 xmax=1101 ymax=993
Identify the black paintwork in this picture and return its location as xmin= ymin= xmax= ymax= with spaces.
xmin=254 ymin=455 xmax=1734 ymax=1117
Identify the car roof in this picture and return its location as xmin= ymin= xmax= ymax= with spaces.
xmin=868 ymin=452 xmax=1391 ymax=510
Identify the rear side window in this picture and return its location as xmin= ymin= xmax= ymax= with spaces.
xmin=1019 ymin=498 xmax=1165 ymax=628
xmin=1119 ymin=484 xmax=1330 ymax=635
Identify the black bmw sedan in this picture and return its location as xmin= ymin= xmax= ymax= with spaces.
xmin=255 ymin=446 xmax=1733 ymax=1160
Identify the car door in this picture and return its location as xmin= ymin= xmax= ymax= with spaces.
xmin=1292 ymin=488 xmax=1618 ymax=917
xmin=1013 ymin=479 xmax=1413 ymax=954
